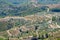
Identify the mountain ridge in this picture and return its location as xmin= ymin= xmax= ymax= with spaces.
xmin=0 ymin=0 xmax=60 ymax=5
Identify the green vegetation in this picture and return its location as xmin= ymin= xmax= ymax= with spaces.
xmin=57 ymin=38 xmax=60 ymax=40
xmin=0 ymin=1 xmax=60 ymax=40
xmin=0 ymin=21 xmax=13 ymax=32
xmin=50 ymin=8 xmax=60 ymax=12
xmin=52 ymin=16 xmax=56 ymax=21
xmin=0 ymin=37 xmax=7 ymax=40
xmin=0 ymin=38 xmax=4 ymax=40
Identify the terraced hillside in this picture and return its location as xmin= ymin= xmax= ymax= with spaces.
xmin=0 ymin=13 xmax=60 ymax=40
xmin=0 ymin=0 xmax=60 ymax=40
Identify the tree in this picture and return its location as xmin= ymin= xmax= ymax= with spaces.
xmin=52 ymin=16 xmax=56 ymax=21
xmin=45 ymin=33 xmax=48 ymax=38
xmin=31 ymin=37 xmax=38 ymax=40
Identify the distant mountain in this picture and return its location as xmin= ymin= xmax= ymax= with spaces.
xmin=0 ymin=0 xmax=60 ymax=5
xmin=0 ymin=0 xmax=60 ymax=18
xmin=38 ymin=0 xmax=60 ymax=4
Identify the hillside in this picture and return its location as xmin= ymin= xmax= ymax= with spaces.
xmin=0 ymin=0 xmax=60 ymax=40
xmin=0 ymin=0 xmax=60 ymax=5
xmin=0 ymin=13 xmax=60 ymax=40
